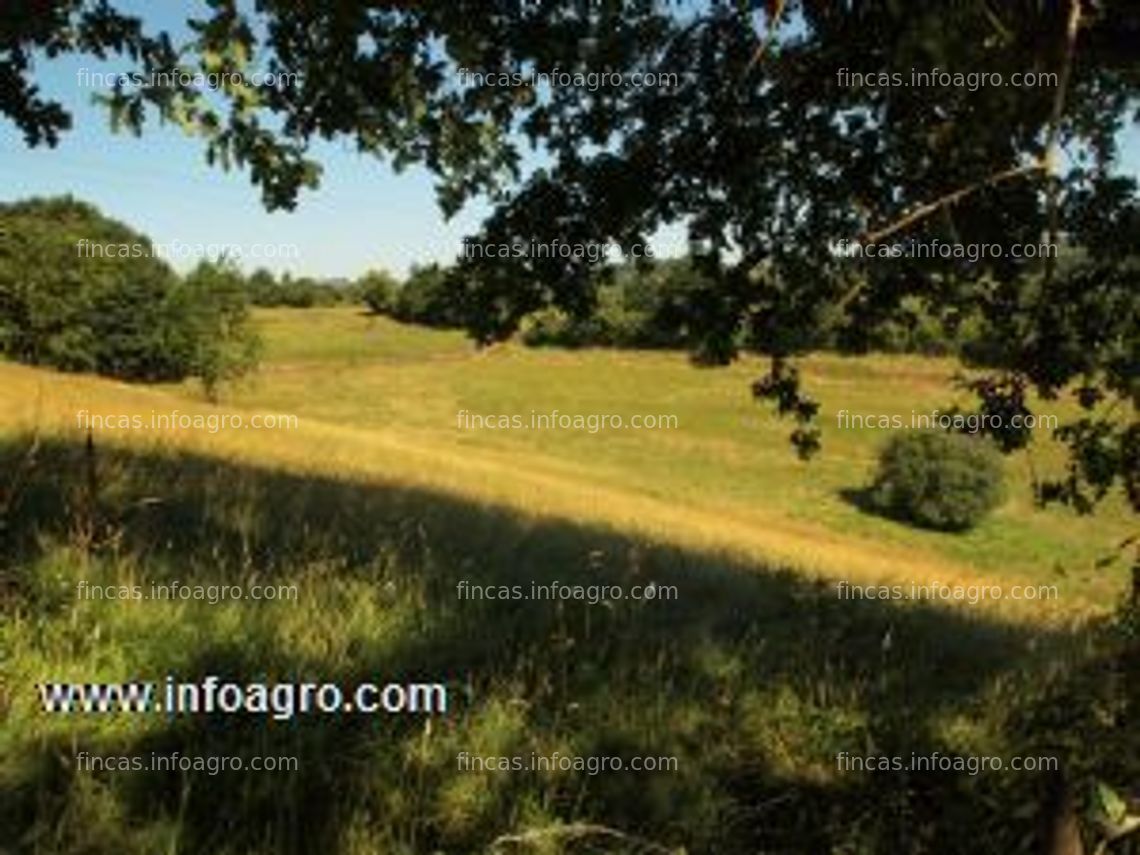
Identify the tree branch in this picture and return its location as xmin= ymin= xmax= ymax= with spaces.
xmin=743 ymin=0 xmax=787 ymax=78
xmin=859 ymin=161 xmax=1044 ymax=247
xmin=838 ymin=0 xmax=1084 ymax=315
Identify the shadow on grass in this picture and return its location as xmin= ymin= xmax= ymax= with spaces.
xmin=839 ymin=485 xmax=954 ymax=533
xmin=0 ymin=435 xmax=1125 ymax=854
xmin=838 ymin=485 xmax=879 ymax=516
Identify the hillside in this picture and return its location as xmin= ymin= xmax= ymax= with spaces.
xmin=2 ymin=307 xmax=1130 ymax=617
xmin=2 ymin=308 xmax=1135 ymax=854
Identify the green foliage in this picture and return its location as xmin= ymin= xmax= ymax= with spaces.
xmin=392 ymin=263 xmax=464 ymax=328
xmin=284 ymin=274 xmax=344 ymax=308
xmin=515 ymin=261 xmax=1014 ymax=359
xmin=357 ymin=269 xmax=399 ymax=315
xmin=519 ymin=259 xmax=715 ymax=349
xmin=0 ymin=197 xmax=259 ymax=388
xmin=166 ymin=260 xmax=262 ymax=399
xmin=246 ymin=270 xmax=345 ymax=308
xmin=0 ymin=435 xmax=1129 ymax=855
xmin=3 ymin=1 xmax=1136 ymax=508
xmin=518 ymin=305 xmax=583 ymax=347
xmin=0 ymin=197 xmax=181 ymax=380
xmin=869 ymin=431 xmax=1006 ymax=532
xmin=245 ymin=268 xmax=280 ymax=306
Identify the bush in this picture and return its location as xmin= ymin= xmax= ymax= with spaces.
xmin=519 ymin=306 xmax=581 ymax=346
xmin=166 ymin=261 xmax=262 ymax=399
xmin=0 ymin=196 xmax=183 ymax=379
xmin=245 ymin=269 xmax=345 ymax=307
xmin=517 ymin=259 xmax=712 ymax=350
xmin=357 ymin=269 xmax=399 ymax=315
xmin=868 ymin=430 xmax=1005 ymax=531
xmin=392 ymin=263 xmax=463 ymax=327
xmin=0 ymin=196 xmax=259 ymax=387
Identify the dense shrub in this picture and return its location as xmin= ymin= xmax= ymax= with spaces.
xmin=245 ymin=268 xmax=280 ymax=306
xmin=519 ymin=306 xmax=586 ymax=346
xmin=511 ymin=259 xmax=1010 ymax=358
xmin=519 ymin=289 xmax=641 ymax=348
xmin=85 ymin=271 xmax=186 ymax=380
xmin=357 ymin=269 xmax=400 ymax=314
xmin=519 ymin=259 xmax=712 ymax=349
xmin=0 ymin=196 xmax=259 ymax=386
xmin=858 ymin=297 xmax=1002 ymax=359
xmin=392 ymin=263 xmax=464 ymax=327
xmin=245 ymin=268 xmax=346 ymax=307
xmin=166 ymin=261 xmax=262 ymax=398
xmin=865 ymin=303 xmax=960 ymax=356
xmin=0 ymin=196 xmax=183 ymax=378
xmin=868 ymin=430 xmax=1005 ymax=531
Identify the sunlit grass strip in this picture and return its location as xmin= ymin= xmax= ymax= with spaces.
xmin=0 ymin=362 xmax=1094 ymax=625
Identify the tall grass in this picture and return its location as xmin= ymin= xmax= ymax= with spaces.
xmin=1 ymin=436 xmax=1135 ymax=853
xmin=1 ymin=310 xmax=1135 ymax=852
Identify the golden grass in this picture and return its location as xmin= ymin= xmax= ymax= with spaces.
xmin=0 ymin=360 xmax=1095 ymax=625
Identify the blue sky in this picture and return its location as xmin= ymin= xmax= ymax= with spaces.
xmin=0 ymin=1 xmax=504 ymax=279
xmin=1 ymin=1 xmax=1136 ymax=280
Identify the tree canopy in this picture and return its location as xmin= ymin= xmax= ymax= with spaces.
xmin=3 ymin=0 xmax=1137 ymax=512
xmin=0 ymin=196 xmax=259 ymax=390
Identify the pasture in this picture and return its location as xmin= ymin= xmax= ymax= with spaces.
xmin=0 ymin=307 xmax=1134 ymax=853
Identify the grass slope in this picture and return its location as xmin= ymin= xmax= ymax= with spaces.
xmin=0 ymin=307 xmax=1135 ymax=853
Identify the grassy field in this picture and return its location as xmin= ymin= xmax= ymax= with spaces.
xmin=1 ymin=307 xmax=1136 ymax=853
xmin=232 ymin=308 xmax=1131 ymax=609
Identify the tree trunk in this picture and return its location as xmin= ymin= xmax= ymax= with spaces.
xmin=1044 ymin=771 xmax=1085 ymax=855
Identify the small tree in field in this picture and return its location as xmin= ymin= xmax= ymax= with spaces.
xmin=166 ymin=260 xmax=261 ymax=400
xmin=357 ymin=269 xmax=399 ymax=315
xmin=869 ymin=431 xmax=1006 ymax=532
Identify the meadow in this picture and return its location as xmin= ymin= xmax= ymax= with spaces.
xmin=1 ymin=307 xmax=1136 ymax=853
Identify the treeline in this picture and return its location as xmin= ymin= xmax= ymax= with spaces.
xmin=243 ymin=262 xmax=460 ymax=325
xmin=244 ymin=269 xmax=356 ymax=308
xmin=0 ymin=195 xmax=1024 ymax=391
xmin=356 ymin=259 xmax=716 ymax=344
xmin=365 ymin=256 xmax=1012 ymax=361
xmin=0 ymin=196 xmax=470 ymax=390
xmin=515 ymin=260 xmax=1052 ymax=361
xmin=260 ymin=254 xmax=1014 ymax=365
xmin=356 ymin=263 xmax=462 ymax=328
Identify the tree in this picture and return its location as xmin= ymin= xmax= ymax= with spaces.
xmin=3 ymin=1 xmax=1136 ymax=511
xmin=0 ymin=196 xmax=260 ymax=389
xmin=0 ymin=196 xmax=183 ymax=379
xmin=167 ymin=259 xmax=261 ymax=399
xmin=357 ymin=269 xmax=400 ymax=315
xmin=393 ymin=263 xmax=463 ymax=327
xmin=246 ymin=267 xmax=279 ymax=306
xmin=3 ymin=3 xmax=1138 ymax=849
